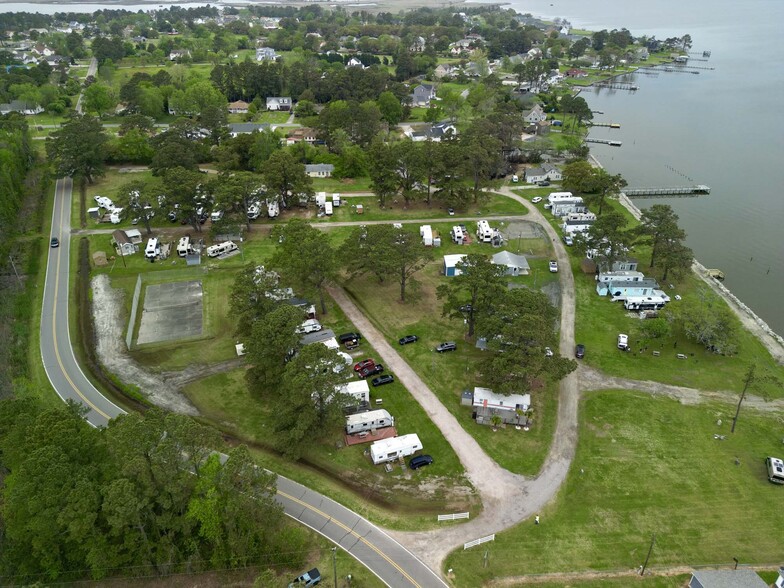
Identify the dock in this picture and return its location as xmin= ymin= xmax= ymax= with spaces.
xmin=622 ymin=185 xmax=711 ymax=198
xmin=589 ymin=122 xmax=621 ymax=129
xmin=596 ymin=82 xmax=639 ymax=90
xmin=585 ymin=138 xmax=622 ymax=147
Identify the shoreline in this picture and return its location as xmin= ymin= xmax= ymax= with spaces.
xmin=589 ymin=153 xmax=784 ymax=364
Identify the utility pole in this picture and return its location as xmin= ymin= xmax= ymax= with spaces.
xmin=332 ymin=547 xmax=338 ymax=588
xmin=640 ymin=533 xmax=655 ymax=576
xmin=8 ymin=255 xmax=21 ymax=286
xmin=731 ymin=365 xmax=755 ymax=433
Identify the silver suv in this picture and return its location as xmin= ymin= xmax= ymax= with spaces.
xmin=436 ymin=342 xmax=457 ymax=353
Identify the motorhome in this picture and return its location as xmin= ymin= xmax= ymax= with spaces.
xmin=332 ymin=193 xmax=341 ymax=207
xmin=247 ymin=201 xmax=261 ymax=220
xmin=335 ymin=380 xmax=370 ymax=404
xmin=345 ymin=409 xmax=394 ymax=435
xmin=144 ymin=237 xmax=159 ymax=260
xmin=206 ymin=241 xmax=237 ymax=258
xmin=176 ymin=236 xmax=190 ymax=257
xmin=766 ymin=456 xmax=784 ymax=484
xmin=369 ymin=434 xmax=423 ymax=465
xmin=451 ymin=225 xmax=464 ymax=244
xmin=476 ymin=220 xmax=493 ymax=243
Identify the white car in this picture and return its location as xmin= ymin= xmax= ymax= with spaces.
xmin=531 ymin=197 xmax=543 ymax=204
xmin=544 ymin=346 xmax=553 ymax=357
xmin=549 ymin=260 xmax=558 ymax=273
xmin=296 ymin=319 xmax=322 ymax=334
xmin=617 ymin=333 xmax=629 ymax=350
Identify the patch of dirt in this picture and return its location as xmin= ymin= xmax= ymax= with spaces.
xmin=91 ymin=274 xmax=199 ymax=416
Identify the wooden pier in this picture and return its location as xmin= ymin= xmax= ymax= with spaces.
xmin=623 ymin=185 xmax=711 ymax=198
xmin=596 ymin=82 xmax=639 ymax=90
xmin=588 ymin=122 xmax=621 ymax=129
xmin=675 ymin=64 xmax=716 ymax=71
xmin=585 ymin=138 xmax=622 ymax=147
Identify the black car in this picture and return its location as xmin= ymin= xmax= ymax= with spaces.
xmin=409 ymin=455 xmax=434 ymax=470
xmin=338 ymin=332 xmax=362 ymax=344
xmin=359 ymin=364 xmax=384 ymax=378
xmin=398 ymin=335 xmax=418 ymax=345
xmin=436 ymin=342 xmax=457 ymax=353
xmin=575 ymin=343 xmax=585 ymax=359
xmin=371 ymin=374 xmax=394 ymax=387
xmin=50 ymin=237 xmax=59 ymax=248
xmin=537 ymin=180 xmax=551 ymax=186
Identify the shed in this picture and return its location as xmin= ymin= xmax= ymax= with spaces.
xmin=689 ymin=569 xmax=767 ymax=588
xmin=88 ymin=206 xmax=100 ymax=219
xmin=491 ymin=250 xmax=530 ymax=276
xmin=111 ymin=229 xmax=137 ymax=256
xmin=443 ymin=254 xmax=466 ymax=277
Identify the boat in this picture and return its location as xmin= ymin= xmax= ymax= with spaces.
xmin=706 ymin=269 xmax=725 ymax=280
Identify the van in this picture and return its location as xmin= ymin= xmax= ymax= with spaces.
xmin=144 ymin=238 xmax=159 ymax=259
xmin=766 ymin=456 xmax=784 ymax=484
xmin=176 ymin=236 xmax=190 ymax=257
xmin=511 ymin=174 xmax=519 ymax=183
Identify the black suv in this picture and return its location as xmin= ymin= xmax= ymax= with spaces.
xmin=398 ymin=335 xmax=418 ymax=345
xmin=575 ymin=343 xmax=586 ymax=359
xmin=371 ymin=374 xmax=394 ymax=387
xmin=359 ymin=364 xmax=384 ymax=378
xmin=338 ymin=332 xmax=362 ymax=344
xmin=436 ymin=342 xmax=457 ymax=353
xmin=409 ymin=455 xmax=434 ymax=470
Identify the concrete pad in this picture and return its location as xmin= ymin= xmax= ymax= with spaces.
xmin=137 ymin=280 xmax=203 ymax=344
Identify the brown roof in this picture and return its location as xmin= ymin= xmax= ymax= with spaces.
xmin=112 ymin=229 xmax=130 ymax=245
xmin=228 ymin=100 xmax=249 ymax=109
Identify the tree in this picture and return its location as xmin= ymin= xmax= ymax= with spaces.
xmin=82 ymin=83 xmax=116 ymax=117
xmin=46 ymin=114 xmax=108 ymax=184
xmin=561 ymin=160 xmax=595 ymax=194
xmin=436 ymin=254 xmax=507 ymax=338
xmin=160 ymin=167 xmax=208 ymax=232
xmin=462 ymin=120 xmax=502 ymax=202
xmin=112 ymin=129 xmax=154 ymax=164
xmin=637 ymin=204 xmax=686 ymax=269
xmin=199 ymin=104 xmax=228 ymax=145
xmin=261 ymin=150 xmax=312 ymax=209
xmin=115 ymin=179 xmax=159 ymax=235
xmin=584 ymin=211 xmax=631 ymax=269
xmin=271 ymin=219 xmax=337 ymax=315
xmin=657 ymin=238 xmax=693 ymax=282
xmin=639 ymin=317 xmax=671 ymax=340
xmin=583 ymin=169 xmax=626 ymax=215
xmin=377 ymin=90 xmax=403 ymax=127
xmin=244 ymin=304 xmax=304 ymax=394
xmin=119 ymin=113 xmax=155 ymax=136
xmin=662 ymin=287 xmax=739 ymax=354
xmin=214 ymin=171 xmax=264 ymax=230
xmin=367 ymin=140 xmax=399 ymax=207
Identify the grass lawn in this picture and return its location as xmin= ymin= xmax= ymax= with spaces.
xmin=343 ymin=254 xmax=560 ymax=477
xmin=444 ymin=390 xmax=784 ymax=585
xmin=507 ymin=576 xmax=690 ymax=588
xmin=311 ymin=176 xmax=373 ymax=193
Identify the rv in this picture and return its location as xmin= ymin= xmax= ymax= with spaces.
xmin=451 ymin=225 xmax=464 ymax=244
xmin=267 ymin=200 xmax=279 ymax=218
xmin=176 ymin=236 xmax=190 ymax=257
xmin=345 ymin=409 xmax=394 ymax=435
xmin=324 ymin=201 xmax=333 ymax=216
xmin=766 ymin=456 xmax=784 ymax=484
xmin=332 ymin=193 xmax=341 ymax=207
xmin=144 ymin=238 xmax=159 ymax=260
xmin=370 ymin=434 xmax=423 ymax=465
xmin=206 ymin=241 xmax=238 ymax=258
xmin=210 ymin=210 xmax=224 ymax=222
xmin=335 ymin=380 xmax=370 ymax=404
xmin=476 ymin=220 xmax=493 ymax=243
xmin=315 ymin=192 xmax=327 ymax=207
xmin=247 ymin=201 xmax=261 ymax=220
xmin=420 ymin=224 xmax=433 ymax=246
xmin=109 ymin=209 xmax=123 ymax=224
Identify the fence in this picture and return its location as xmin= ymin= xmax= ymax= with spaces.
xmin=438 ymin=512 xmax=470 ymax=522
xmin=464 ymin=534 xmax=495 ymax=550
xmin=126 ymin=274 xmax=142 ymax=350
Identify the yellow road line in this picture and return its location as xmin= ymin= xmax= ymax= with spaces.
xmin=278 ymin=489 xmax=421 ymax=588
xmin=50 ymin=178 xmax=112 ymax=421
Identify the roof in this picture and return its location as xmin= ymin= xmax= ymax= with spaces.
xmin=125 ymin=228 xmax=142 ymax=240
xmin=690 ymin=569 xmax=767 ymax=588
xmin=229 ymin=123 xmax=270 ymax=134
xmin=491 ymin=250 xmax=530 ymax=270
xmin=266 ymin=96 xmax=291 ymax=104
xmin=112 ymin=229 xmax=130 ymax=244
xmin=443 ymin=254 xmax=466 ymax=267
xmin=526 ymin=167 xmax=546 ymax=177
xmin=305 ymin=164 xmax=334 ymax=173
xmin=228 ymin=100 xmax=249 ymax=108
xmin=604 ymin=278 xmax=660 ymax=290
xmin=472 ymin=387 xmax=530 ymax=411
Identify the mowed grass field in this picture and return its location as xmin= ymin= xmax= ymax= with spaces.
xmin=444 ymin=390 xmax=784 ymax=585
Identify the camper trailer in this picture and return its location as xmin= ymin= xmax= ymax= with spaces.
xmin=144 ymin=238 xmax=159 ymax=260
xmin=450 ymin=225 xmax=464 ymax=244
xmin=324 ymin=201 xmax=333 ymax=216
xmin=176 ymin=236 xmax=190 ymax=257
xmin=332 ymin=193 xmax=341 ymax=207
xmin=370 ymin=434 xmax=423 ymax=465
xmin=206 ymin=241 xmax=238 ymax=258
xmin=420 ymin=225 xmax=433 ymax=246
xmin=267 ymin=200 xmax=279 ymax=218
xmin=335 ymin=380 xmax=370 ymax=404
xmin=476 ymin=220 xmax=493 ymax=243
xmin=345 ymin=409 xmax=394 ymax=435
xmin=315 ymin=192 xmax=327 ymax=207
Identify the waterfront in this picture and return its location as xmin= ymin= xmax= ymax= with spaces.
xmin=508 ymin=0 xmax=784 ymax=337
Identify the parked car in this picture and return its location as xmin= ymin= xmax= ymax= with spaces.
xmin=289 ymin=568 xmax=321 ymax=587
xmin=359 ymin=364 xmax=384 ymax=378
xmin=459 ymin=304 xmax=473 ymax=313
xmin=353 ymin=359 xmax=375 ymax=372
xmin=338 ymin=332 xmax=362 ymax=344
xmin=544 ymin=346 xmax=553 ymax=357
xmin=436 ymin=342 xmax=457 ymax=353
xmin=549 ymin=260 xmax=558 ymax=273
xmin=447 ymin=207 xmax=455 ymax=216
xmin=531 ymin=197 xmax=543 ymax=204
xmin=398 ymin=335 xmax=418 ymax=345
xmin=575 ymin=343 xmax=586 ymax=359
xmin=50 ymin=237 xmax=59 ymax=248
xmin=372 ymin=374 xmax=394 ymax=387
xmin=563 ymin=235 xmax=574 ymax=246
xmin=537 ymin=180 xmax=550 ymax=187
xmin=295 ymin=319 xmax=322 ymax=334
xmin=617 ymin=333 xmax=629 ymax=350
xmin=409 ymin=454 xmax=434 ymax=470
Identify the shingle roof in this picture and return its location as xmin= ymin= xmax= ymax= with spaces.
xmin=690 ymin=569 xmax=767 ymax=588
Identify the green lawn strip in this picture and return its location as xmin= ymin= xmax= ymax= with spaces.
xmin=342 ymin=260 xmax=559 ymax=476
xmin=510 ymin=576 xmax=690 ymax=587
xmin=311 ymin=176 xmax=373 ymax=193
xmin=444 ymin=391 xmax=784 ymax=585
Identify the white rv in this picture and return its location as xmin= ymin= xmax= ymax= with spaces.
xmin=450 ymin=225 xmax=464 ymax=244
xmin=267 ymin=200 xmax=279 ymax=218
xmin=332 ymin=193 xmax=341 ymax=207
xmin=370 ymin=434 xmax=423 ymax=465
xmin=420 ymin=225 xmax=433 ymax=246
xmin=206 ymin=241 xmax=237 ymax=258
xmin=335 ymin=380 xmax=370 ymax=404
xmin=476 ymin=220 xmax=493 ymax=243
xmin=345 ymin=409 xmax=394 ymax=435
xmin=324 ymin=201 xmax=333 ymax=216
xmin=144 ymin=237 xmax=159 ymax=260
xmin=315 ymin=192 xmax=327 ymax=207
xmin=176 ymin=236 xmax=190 ymax=257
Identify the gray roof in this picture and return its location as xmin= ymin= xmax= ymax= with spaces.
xmin=690 ymin=569 xmax=767 ymax=588
xmin=526 ymin=167 xmax=546 ymax=177
xmin=229 ymin=123 xmax=270 ymax=134
xmin=492 ymin=250 xmax=530 ymax=270
xmin=305 ymin=164 xmax=334 ymax=173
xmin=300 ymin=328 xmax=335 ymax=346
xmin=604 ymin=278 xmax=659 ymax=290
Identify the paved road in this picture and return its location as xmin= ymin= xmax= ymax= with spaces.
xmin=40 ymin=177 xmax=446 ymax=587
xmin=75 ymin=58 xmax=97 ymax=115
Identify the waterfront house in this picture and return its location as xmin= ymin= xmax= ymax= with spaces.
xmin=596 ymin=278 xmax=661 ymax=299
xmin=562 ymin=212 xmax=596 ymax=235
xmin=522 ymin=103 xmax=547 ymax=124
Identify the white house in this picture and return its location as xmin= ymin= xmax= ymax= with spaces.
xmin=227 ymin=100 xmax=249 ymax=114
xmin=526 ymin=163 xmax=561 ymax=183
xmin=491 ymin=251 xmax=530 ymax=276
xmin=168 ymin=49 xmax=191 ymax=61
xmin=522 ymin=103 xmax=547 ymax=124
xmin=111 ymin=229 xmax=138 ymax=256
xmin=547 ymin=192 xmax=585 ymax=217
xmin=346 ymin=57 xmax=365 ymax=68
xmin=255 ymin=47 xmax=280 ymax=61
xmin=443 ymin=254 xmax=466 ymax=277
xmin=562 ymin=212 xmax=596 ymax=235
xmin=305 ymin=164 xmax=334 ymax=178
xmin=597 ymin=270 xmax=646 ymax=284
xmin=596 ymin=278 xmax=661 ymax=300
xmin=370 ymin=434 xmax=423 ymax=464
xmin=266 ymin=96 xmax=291 ymax=111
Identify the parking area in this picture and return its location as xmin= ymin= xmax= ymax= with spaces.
xmin=136 ymin=280 xmax=204 ymax=345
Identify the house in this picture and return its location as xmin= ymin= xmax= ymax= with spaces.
xmin=411 ymin=84 xmax=437 ymax=107
xmin=125 ymin=228 xmax=143 ymax=245
xmin=305 ymin=164 xmax=334 ymax=178
xmin=227 ymin=100 xmax=249 ymax=114
xmin=596 ymin=278 xmax=661 ymax=300
xmin=541 ymin=163 xmax=562 ymax=181
xmin=285 ymin=127 xmax=317 ymax=146
xmin=45 ymin=55 xmax=69 ymax=67
xmin=526 ymin=47 xmax=543 ymax=60
xmin=462 ymin=387 xmax=531 ymax=426
xmin=562 ymin=212 xmax=597 ymax=235
xmin=491 ymin=251 xmax=530 ymax=276
xmin=433 ymin=64 xmax=455 ymax=79
xmin=609 ymin=258 xmax=639 ymax=272
xmin=32 ymin=43 xmax=54 ymax=56
xmin=428 ymin=121 xmax=457 ymax=141
xmin=266 ymin=96 xmax=291 ymax=111
xmin=565 ymin=68 xmax=588 ymax=78
xmin=548 ymin=192 xmax=586 ymax=217
xmin=688 ymin=569 xmax=767 ymax=588
xmin=370 ymin=434 xmax=423 ymax=464
xmin=168 ymin=49 xmax=191 ymax=61
xmin=346 ymin=57 xmax=364 ymax=68
xmin=443 ymin=254 xmax=466 ymax=277
xmin=228 ymin=123 xmax=269 ymax=137
xmin=449 ymin=38 xmax=474 ymax=55
xmin=522 ymin=103 xmax=547 ymax=124
xmin=526 ymin=163 xmax=561 ymax=183
xmin=111 ymin=229 xmax=138 ymax=256
xmin=0 ymin=100 xmax=43 ymax=115
xmin=409 ymin=36 xmax=426 ymax=52
xmin=255 ymin=47 xmax=280 ymax=61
